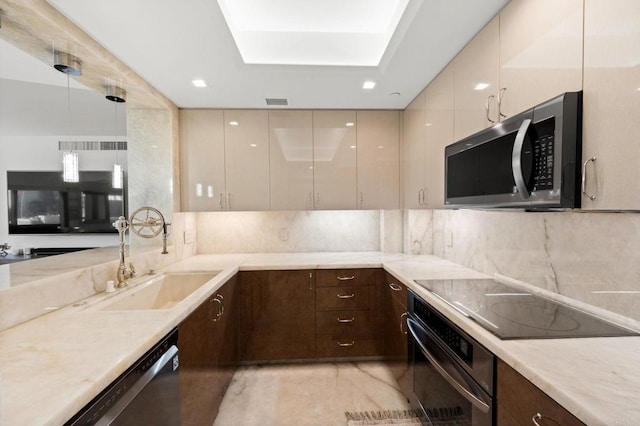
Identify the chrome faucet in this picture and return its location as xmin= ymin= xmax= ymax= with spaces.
xmin=113 ymin=216 xmax=136 ymax=287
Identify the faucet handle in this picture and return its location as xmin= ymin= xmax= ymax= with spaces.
xmin=129 ymin=262 xmax=136 ymax=276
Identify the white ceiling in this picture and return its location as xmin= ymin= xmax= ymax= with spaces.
xmin=44 ymin=0 xmax=509 ymax=110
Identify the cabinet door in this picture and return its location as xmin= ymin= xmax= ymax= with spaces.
xmin=403 ymin=90 xmax=427 ymax=209
xmin=240 ymin=270 xmax=316 ymax=361
xmin=179 ymin=109 xmax=226 ymax=211
xmin=582 ymin=0 xmax=640 ymax=210
xmin=454 ymin=16 xmax=500 ymax=141
xmin=179 ymin=276 xmax=238 ymax=426
xmin=424 ymin=64 xmax=454 ymax=209
xmin=497 ymin=359 xmax=584 ymax=425
xmin=356 ymin=110 xmax=400 ymax=209
xmin=312 ymin=110 xmax=357 ymax=210
xmin=269 ymin=111 xmax=314 ymax=210
xmin=223 ymin=110 xmax=270 ymax=211
xmin=499 ymin=0 xmax=583 ymax=118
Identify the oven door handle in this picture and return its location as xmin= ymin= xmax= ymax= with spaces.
xmin=407 ymin=318 xmax=491 ymax=413
xmin=512 ymin=118 xmax=532 ymax=200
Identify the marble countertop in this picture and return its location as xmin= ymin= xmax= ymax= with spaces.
xmin=0 ymin=252 xmax=638 ymax=425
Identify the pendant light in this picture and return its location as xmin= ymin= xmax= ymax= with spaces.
xmin=105 ymin=85 xmax=126 ymax=189
xmin=54 ymin=51 xmax=83 ymax=183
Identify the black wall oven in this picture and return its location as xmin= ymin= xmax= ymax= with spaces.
xmin=445 ymin=91 xmax=582 ymax=209
xmin=406 ymin=289 xmax=495 ymax=426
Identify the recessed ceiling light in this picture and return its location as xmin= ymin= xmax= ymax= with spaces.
xmin=217 ymin=0 xmax=412 ymax=66
xmin=389 ymin=92 xmax=401 ymax=97
xmin=192 ymin=79 xmax=207 ymax=88
xmin=229 ymin=121 xmax=239 ymax=126
xmin=474 ymin=83 xmax=490 ymax=91
xmin=346 ymin=122 xmax=355 ymax=127
xmin=363 ymin=81 xmax=376 ymax=90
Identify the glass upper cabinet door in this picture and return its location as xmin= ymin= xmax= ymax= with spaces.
xmin=312 ymin=110 xmax=357 ymax=210
xmin=269 ymin=110 xmax=314 ymax=210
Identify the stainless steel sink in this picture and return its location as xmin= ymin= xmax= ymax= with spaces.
xmin=96 ymin=271 xmax=219 ymax=311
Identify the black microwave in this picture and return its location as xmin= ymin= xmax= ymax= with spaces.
xmin=445 ymin=91 xmax=582 ymax=209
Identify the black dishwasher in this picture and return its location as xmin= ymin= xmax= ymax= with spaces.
xmin=66 ymin=328 xmax=180 ymax=425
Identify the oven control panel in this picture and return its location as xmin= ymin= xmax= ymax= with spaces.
xmin=413 ymin=296 xmax=473 ymax=367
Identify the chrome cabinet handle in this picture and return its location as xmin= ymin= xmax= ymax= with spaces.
xmin=337 ymin=317 xmax=355 ymax=323
xmin=389 ymin=282 xmax=402 ymax=292
xmin=337 ymin=275 xmax=355 ymax=281
xmin=582 ymin=157 xmax=597 ymax=201
xmin=486 ymin=95 xmax=496 ymax=124
xmin=227 ymin=193 xmax=232 ymax=210
xmin=498 ymin=87 xmax=507 ymax=120
xmin=359 ymin=191 xmax=363 ymax=209
xmin=309 ymin=272 xmax=313 ymax=290
xmin=337 ymin=341 xmax=355 ymax=347
xmin=210 ymin=295 xmax=223 ymax=322
xmin=315 ymin=192 xmax=320 ymax=208
xmin=337 ymin=293 xmax=355 ymax=299
xmin=512 ymin=118 xmax=532 ymax=200
xmin=219 ymin=193 xmax=225 ymax=210
xmin=305 ymin=192 xmax=313 ymax=210
xmin=400 ymin=312 xmax=408 ymax=335
xmin=532 ymin=413 xmax=542 ymax=426
xmin=417 ymin=189 xmax=422 ymax=206
xmin=531 ymin=412 xmax=561 ymax=425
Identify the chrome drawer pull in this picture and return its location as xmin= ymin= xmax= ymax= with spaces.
xmin=389 ymin=283 xmax=402 ymax=291
xmin=337 ymin=275 xmax=355 ymax=281
xmin=337 ymin=293 xmax=355 ymax=299
xmin=337 ymin=317 xmax=355 ymax=323
xmin=337 ymin=341 xmax=355 ymax=347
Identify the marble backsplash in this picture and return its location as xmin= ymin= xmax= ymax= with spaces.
xmin=195 ymin=210 xmax=403 ymax=254
xmin=406 ymin=209 xmax=640 ymax=320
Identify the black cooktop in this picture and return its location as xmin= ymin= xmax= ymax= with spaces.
xmin=414 ymin=279 xmax=638 ymax=339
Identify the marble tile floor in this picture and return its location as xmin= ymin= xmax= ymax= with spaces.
xmin=214 ymin=362 xmax=412 ymax=426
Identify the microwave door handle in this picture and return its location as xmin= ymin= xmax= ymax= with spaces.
xmin=512 ymin=118 xmax=532 ymax=200
xmin=406 ymin=318 xmax=491 ymax=413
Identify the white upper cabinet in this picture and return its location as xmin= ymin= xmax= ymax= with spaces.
xmin=223 ymin=110 xmax=270 ymax=211
xmin=403 ymin=90 xmax=428 ymax=209
xmin=269 ymin=110 xmax=314 ymax=210
xmin=312 ymin=110 xmax=357 ymax=210
xmin=424 ymin=65 xmax=454 ymax=209
xmin=582 ymin=0 xmax=640 ymax=210
xmin=179 ymin=109 xmax=226 ymax=211
xmin=356 ymin=111 xmax=400 ymax=209
xmin=499 ymin=0 xmax=584 ymax=117
xmin=454 ymin=16 xmax=500 ymax=141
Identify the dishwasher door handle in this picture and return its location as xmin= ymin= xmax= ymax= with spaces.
xmin=407 ymin=318 xmax=491 ymax=413
xmin=96 ymin=345 xmax=179 ymax=425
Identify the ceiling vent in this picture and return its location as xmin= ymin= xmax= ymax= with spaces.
xmin=265 ymin=98 xmax=288 ymax=106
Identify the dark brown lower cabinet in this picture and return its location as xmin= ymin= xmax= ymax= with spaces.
xmin=239 ymin=270 xmax=317 ymax=362
xmin=497 ymin=359 xmax=585 ymax=426
xmin=381 ymin=272 xmax=410 ymax=397
xmin=178 ymin=275 xmax=238 ymax=426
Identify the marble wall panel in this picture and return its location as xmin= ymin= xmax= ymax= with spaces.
xmin=196 ymin=210 xmax=383 ymax=254
xmin=380 ymin=210 xmax=403 ymax=253
xmin=427 ymin=209 xmax=640 ymax=320
xmin=403 ymin=210 xmax=434 ymax=255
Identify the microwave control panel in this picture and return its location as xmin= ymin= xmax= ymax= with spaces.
xmin=532 ymin=134 xmax=554 ymax=191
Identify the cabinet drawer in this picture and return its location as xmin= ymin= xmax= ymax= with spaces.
xmin=497 ymin=359 xmax=584 ymax=426
xmin=315 ymin=268 xmax=379 ymax=287
xmin=316 ymin=310 xmax=379 ymax=334
xmin=385 ymin=272 xmax=407 ymax=307
xmin=316 ymin=334 xmax=382 ymax=358
xmin=316 ymin=286 xmax=374 ymax=311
